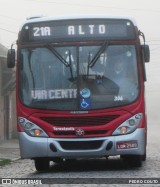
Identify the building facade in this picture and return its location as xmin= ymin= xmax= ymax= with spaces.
xmin=0 ymin=44 xmax=16 ymax=141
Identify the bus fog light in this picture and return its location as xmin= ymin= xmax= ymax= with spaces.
xmin=120 ymin=126 xmax=127 ymax=134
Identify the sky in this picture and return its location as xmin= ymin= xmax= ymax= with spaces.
xmin=0 ymin=0 xmax=160 ymax=49
xmin=0 ymin=0 xmax=160 ymax=81
xmin=0 ymin=0 xmax=159 ymax=77
xmin=0 ymin=0 xmax=160 ymax=68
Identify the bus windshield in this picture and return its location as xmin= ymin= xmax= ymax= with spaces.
xmin=19 ymin=44 xmax=139 ymax=110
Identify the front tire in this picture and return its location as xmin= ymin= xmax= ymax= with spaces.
xmin=121 ymin=155 xmax=142 ymax=167
xmin=34 ymin=158 xmax=50 ymax=171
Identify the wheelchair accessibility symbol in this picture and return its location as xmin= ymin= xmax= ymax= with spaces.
xmin=80 ymin=99 xmax=90 ymax=109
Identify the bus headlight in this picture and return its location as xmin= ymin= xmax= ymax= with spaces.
xmin=18 ymin=117 xmax=48 ymax=137
xmin=112 ymin=113 xmax=143 ymax=135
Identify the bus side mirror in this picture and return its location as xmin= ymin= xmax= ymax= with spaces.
xmin=142 ymin=45 xmax=150 ymax=63
xmin=7 ymin=49 xmax=16 ymax=68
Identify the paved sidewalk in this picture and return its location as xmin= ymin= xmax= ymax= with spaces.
xmin=0 ymin=139 xmax=20 ymax=161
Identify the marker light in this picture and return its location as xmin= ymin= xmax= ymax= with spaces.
xmin=112 ymin=113 xmax=143 ymax=135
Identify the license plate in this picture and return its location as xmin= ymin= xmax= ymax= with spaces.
xmin=116 ymin=141 xmax=138 ymax=150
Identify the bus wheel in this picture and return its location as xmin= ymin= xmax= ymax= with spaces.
xmin=34 ymin=158 xmax=50 ymax=171
xmin=52 ymin=158 xmax=64 ymax=163
xmin=65 ymin=158 xmax=77 ymax=162
xmin=122 ymin=155 xmax=142 ymax=167
xmin=142 ymin=153 xmax=146 ymax=161
xmin=142 ymin=149 xmax=146 ymax=161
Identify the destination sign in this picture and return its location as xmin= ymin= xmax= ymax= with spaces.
xmin=20 ymin=19 xmax=136 ymax=43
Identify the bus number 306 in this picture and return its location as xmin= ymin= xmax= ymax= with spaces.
xmin=33 ymin=27 xmax=51 ymax=37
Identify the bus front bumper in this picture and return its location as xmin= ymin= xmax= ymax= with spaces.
xmin=18 ymin=128 xmax=146 ymax=159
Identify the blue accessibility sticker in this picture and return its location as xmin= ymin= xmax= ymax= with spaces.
xmin=80 ymin=88 xmax=91 ymax=98
xmin=80 ymin=99 xmax=91 ymax=109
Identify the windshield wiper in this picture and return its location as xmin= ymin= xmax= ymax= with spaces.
xmin=88 ymin=41 xmax=110 ymax=68
xmin=67 ymin=50 xmax=75 ymax=81
xmin=28 ymin=49 xmax=36 ymax=90
xmin=47 ymin=44 xmax=74 ymax=81
xmin=47 ymin=44 xmax=69 ymax=67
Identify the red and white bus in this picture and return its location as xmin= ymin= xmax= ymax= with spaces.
xmin=7 ymin=15 xmax=150 ymax=171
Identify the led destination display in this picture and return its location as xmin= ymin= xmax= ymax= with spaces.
xmin=21 ymin=19 xmax=136 ymax=42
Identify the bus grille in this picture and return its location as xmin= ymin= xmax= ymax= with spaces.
xmin=59 ymin=140 xmax=103 ymax=150
xmin=54 ymin=130 xmax=107 ymax=136
xmin=40 ymin=115 xmax=119 ymax=127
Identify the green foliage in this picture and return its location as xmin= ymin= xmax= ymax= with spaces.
xmin=0 ymin=158 xmax=11 ymax=166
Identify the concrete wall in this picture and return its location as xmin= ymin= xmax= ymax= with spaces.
xmin=0 ymin=80 xmax=5 ymax=140
xmin=0 ymin=44 xmax=17 ymax=141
